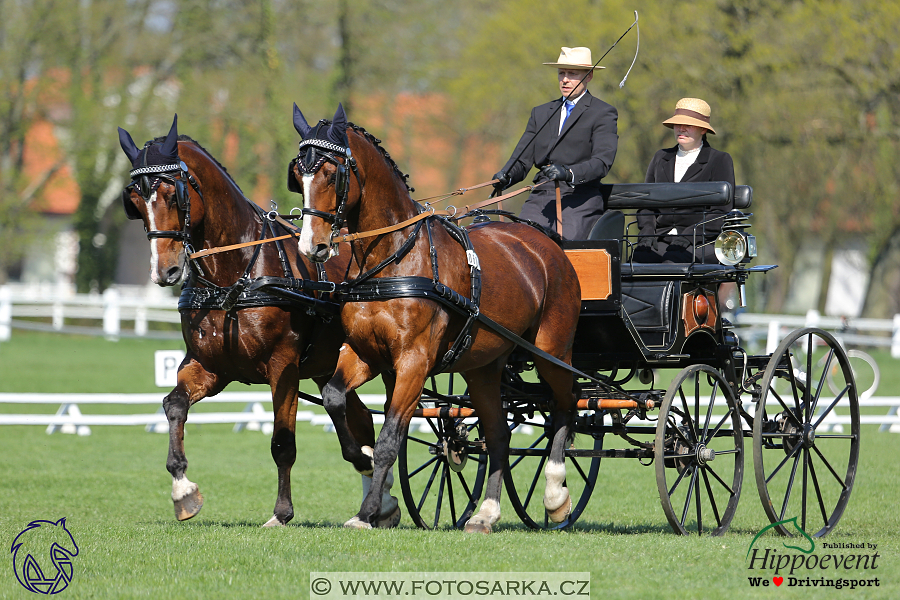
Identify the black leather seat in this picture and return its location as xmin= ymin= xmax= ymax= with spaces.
xmin=587 ymin=210 xmax=625 ymax=240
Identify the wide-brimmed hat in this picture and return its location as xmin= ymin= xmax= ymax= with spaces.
xmin=543 ymin=47 xmax=603 ymax=70
xmin=662 ymin=98 xmax=716 ymax=134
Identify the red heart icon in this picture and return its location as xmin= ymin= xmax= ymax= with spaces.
xmin=773 ymin=577 xmax=783 ymax=586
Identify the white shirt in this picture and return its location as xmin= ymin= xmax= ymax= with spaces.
xmin=674 ymin=145 xmax=702 ymax=182
xmin=558 ymin=92 xmax=585 ymax=134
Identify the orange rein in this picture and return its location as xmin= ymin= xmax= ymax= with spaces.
xmin=188 ymin=180 xmax=540 ymax=260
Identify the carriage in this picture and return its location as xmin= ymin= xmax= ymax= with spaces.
xmin=120 ymin=113 xmax=859 ymax=537
xmin=396 ymin=181 xmax=860 ymax=537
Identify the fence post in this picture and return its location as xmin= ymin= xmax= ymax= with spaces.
xmin=893 ymin=314 xmax=900 ymax=359
xmin=103 ymin=288 xmax=120 ymax=341
xmin=135 ymin=305 xmax=148 ymax=337
xmin=0 ymin=286 xmax=10 ymax=341
xmin=805 ymin=309 xmax=820 ymax=328
xmin=766 ymin=320 xmax=780 ymax=355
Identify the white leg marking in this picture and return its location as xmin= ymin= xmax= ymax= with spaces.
xmin=543 ymin=459 xmax=570 ymax=512
xmin=171 ymin=475 xmax=198 ymax=501
xmin=356 ymin=445 xmax=374 ymax=476
xmin=146 ymin=191 xmax=160 ymax=284
xmin=473 ymin=498 xmax=501 ymax=526
xmin=298 ymin=174 xmax=317 ymax=256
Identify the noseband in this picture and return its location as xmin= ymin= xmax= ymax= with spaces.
xmin=123 ymin=151 xmax=203 ymax=247
xmin=287 ymin=137 xmax=360 ymax=245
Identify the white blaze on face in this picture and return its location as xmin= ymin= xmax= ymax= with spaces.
xmin=298 ymin=174 xmax=318 ymax=257
xmin=147 ymin=190 xmax=161 ymax=284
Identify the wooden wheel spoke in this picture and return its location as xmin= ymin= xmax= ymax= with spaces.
xmin=432 ymin=462 xmax=447 ymax=529
xmin=680 ymin=466 xmax=699 ymax=527
xmin=509 ymin=432 xmax=548 ymax=470
xmin=701 ymin=468 xmax=723 ymax=527
xmin=765 ymin=438 xmax=803 ymax=484
xmin=812 ymin=390 xmax=847 ymax=430
xmin=678 ymin=388 xmax=698 ymax=441
xmin=811 ymin=444 xmax=848 ymax=489
xmin=522 ymin=454 xmax=548 ymax=511
xmin=417 ymin=460 xmax=442 ymax=513
xmin=807 ymin=456 xmax=830 ymax=526
xmin=703 ymin=463 xmax=736 ymax=496
xmin=778 ymin=450 xmax=804 ymax=521
xmin=702 ymin=380 xmax=719 ymax=439
xmin=408 ymin=455 xmax=440 ymax=479
xmin=705 ymin=408 xmax=735 ymax=444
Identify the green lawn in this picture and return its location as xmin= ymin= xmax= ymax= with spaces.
xmin=0 ymin=331 xmax=898 ymax=599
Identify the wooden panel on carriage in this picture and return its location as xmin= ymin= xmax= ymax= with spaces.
xmin=561 ymin=240 xmax=620 ymax=308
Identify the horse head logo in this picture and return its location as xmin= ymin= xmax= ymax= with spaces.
xmin=746 ymin=516 xmax=815 ymax=559
xmin=10 ymin=518 xmax=79 ymax=594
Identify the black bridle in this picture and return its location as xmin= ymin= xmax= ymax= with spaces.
xmin=123 ymin=152 xmax=203 ymax=246
xmin=287 ymin=136 xmax=360 ymax=248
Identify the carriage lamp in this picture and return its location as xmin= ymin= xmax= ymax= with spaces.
xmin=715 ymin=210 xmax=756 ymax=266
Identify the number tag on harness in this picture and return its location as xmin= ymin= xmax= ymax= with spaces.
xmin=466 ymin=249 xmax=480 ymax=270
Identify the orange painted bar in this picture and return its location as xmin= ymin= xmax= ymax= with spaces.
xmin=413 ymin=407 xmax=476 ymax=418
xmin=577 ymin=398 xmax=640 ymax=410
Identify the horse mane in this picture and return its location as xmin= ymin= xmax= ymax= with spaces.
xmin=320 ymin=120 xmax=414 ymax=193
xmin=149 ymin=133 xmax=246 ymax=196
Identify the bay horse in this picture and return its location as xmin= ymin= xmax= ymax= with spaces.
xmin=118 ymin=115 xmax=400 ymax=527
xmin=289 ymin=104 xmax=582 ymax=532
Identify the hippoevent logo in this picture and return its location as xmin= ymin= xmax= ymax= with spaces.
xmin=745 ymin=517 xmax=880 ymax=590
xmin=10 ymin=518 xmax=79 ymax=594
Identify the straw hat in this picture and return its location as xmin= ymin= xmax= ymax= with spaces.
xmin=543 ymin=47 xmax=603 ymax=70
xmin=662 ymin=98 xmax=716 ymax=134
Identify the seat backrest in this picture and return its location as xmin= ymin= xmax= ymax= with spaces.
xmin=734 ymin=185 xmax=752 ymax=209
xmin=587 ymin=210 xmax=625 ymax=240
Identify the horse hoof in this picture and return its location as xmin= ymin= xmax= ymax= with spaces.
xmin=173 ymin=489 xmax=203 ymax=521
xmin=344 ymin=516 xmax=373 ymax=530
xmin=262 ymin=515 xmax=285 ymax=527
xmin=463 ymin=520 xmax=492 ymax=535
xmin=374 ymin=506 xmax=401 ymax=529
xmin=546 ymin=496 xmax=572 ymax=524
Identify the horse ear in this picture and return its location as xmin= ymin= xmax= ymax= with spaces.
xmin=118 ymin=127 xmax=141 ymax=163
xmin=328 ymin=103 xmax=349 ymax=146
xmin=293 ymin=103 xmax=312 ymax=139
xmin=159 ymin=114 xmax=179 ymax=160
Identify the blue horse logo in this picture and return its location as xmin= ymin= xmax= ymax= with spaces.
xmin=11 ymin=518 xmax=79 ymax=594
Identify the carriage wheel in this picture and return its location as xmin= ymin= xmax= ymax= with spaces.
xmin=398 ymin=374 xmax=487 ymax=529
xmin=503 ymin=407 xmax=602 ymax=530
xmin=654 ymin=364 xmax=743 ymax=536
xmin=753 ymin=328 xmax=860 ymax=538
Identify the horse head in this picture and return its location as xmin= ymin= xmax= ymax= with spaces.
xmin=118 ymin=115 xmax=202 ymax=286
xmin=288 ymin=103 xmax=360 ymax=263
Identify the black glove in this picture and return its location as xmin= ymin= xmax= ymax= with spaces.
xmin=540 ymin=163 xmax=573 ymax=182
xmin=492 ymin=171 xmax=510 ymax=192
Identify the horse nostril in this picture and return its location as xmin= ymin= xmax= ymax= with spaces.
xmin=314 ymin=244 xmax=330 ymax=262
xmin=165 ymin=265 xmax=182 ymax=285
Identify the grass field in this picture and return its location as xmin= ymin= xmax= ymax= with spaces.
xmin=1 ymin=331 xmax=898 ymax=599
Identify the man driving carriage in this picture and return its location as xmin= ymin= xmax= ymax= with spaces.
xmin=492 ymin=46 xmax=618 ymax=240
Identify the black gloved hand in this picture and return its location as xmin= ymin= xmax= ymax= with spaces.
xmin=492 ymin=171 xmax=510 ymax=192
xmin=540 ymin=163 xmax=573 ymax=182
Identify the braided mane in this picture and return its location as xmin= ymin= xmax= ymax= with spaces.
xmin=320 ymin=120 xmax=414 ymax=193
xmin=149 ymin=134 xmax=245 ymax=195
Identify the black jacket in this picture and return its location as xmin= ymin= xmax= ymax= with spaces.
xmin=501 ymin=91 xmax=618 ymax=192
xmin=637 ymin=141 xmax=735 ymax=256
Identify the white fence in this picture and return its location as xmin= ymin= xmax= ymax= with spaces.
xmin=0 ymin=392 xmax=388 ymax=436
xmin=0 ymin=285 xmax=181 ymax=340
xmin=733 ymin=309 xmax=900 ymax=358
xmin=1 ymin=392 xmax=898 ymax=435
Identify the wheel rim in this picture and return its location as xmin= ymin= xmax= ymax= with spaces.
xmin=753 ymin=328 xmax=861 ymax=538
xmin=655 ymin=364 xmax=743 ymax=536
xmin=504 ymin=407 xmax=602 ymax=530
xmin=398 ymin=375 xmax=486 ymax=530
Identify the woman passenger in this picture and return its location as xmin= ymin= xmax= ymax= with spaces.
xmin=633 ymin=97 xmax=735 ymax=263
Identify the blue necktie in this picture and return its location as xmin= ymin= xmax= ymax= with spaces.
xmin=560 ymin=101 xmax=574 ymax=133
